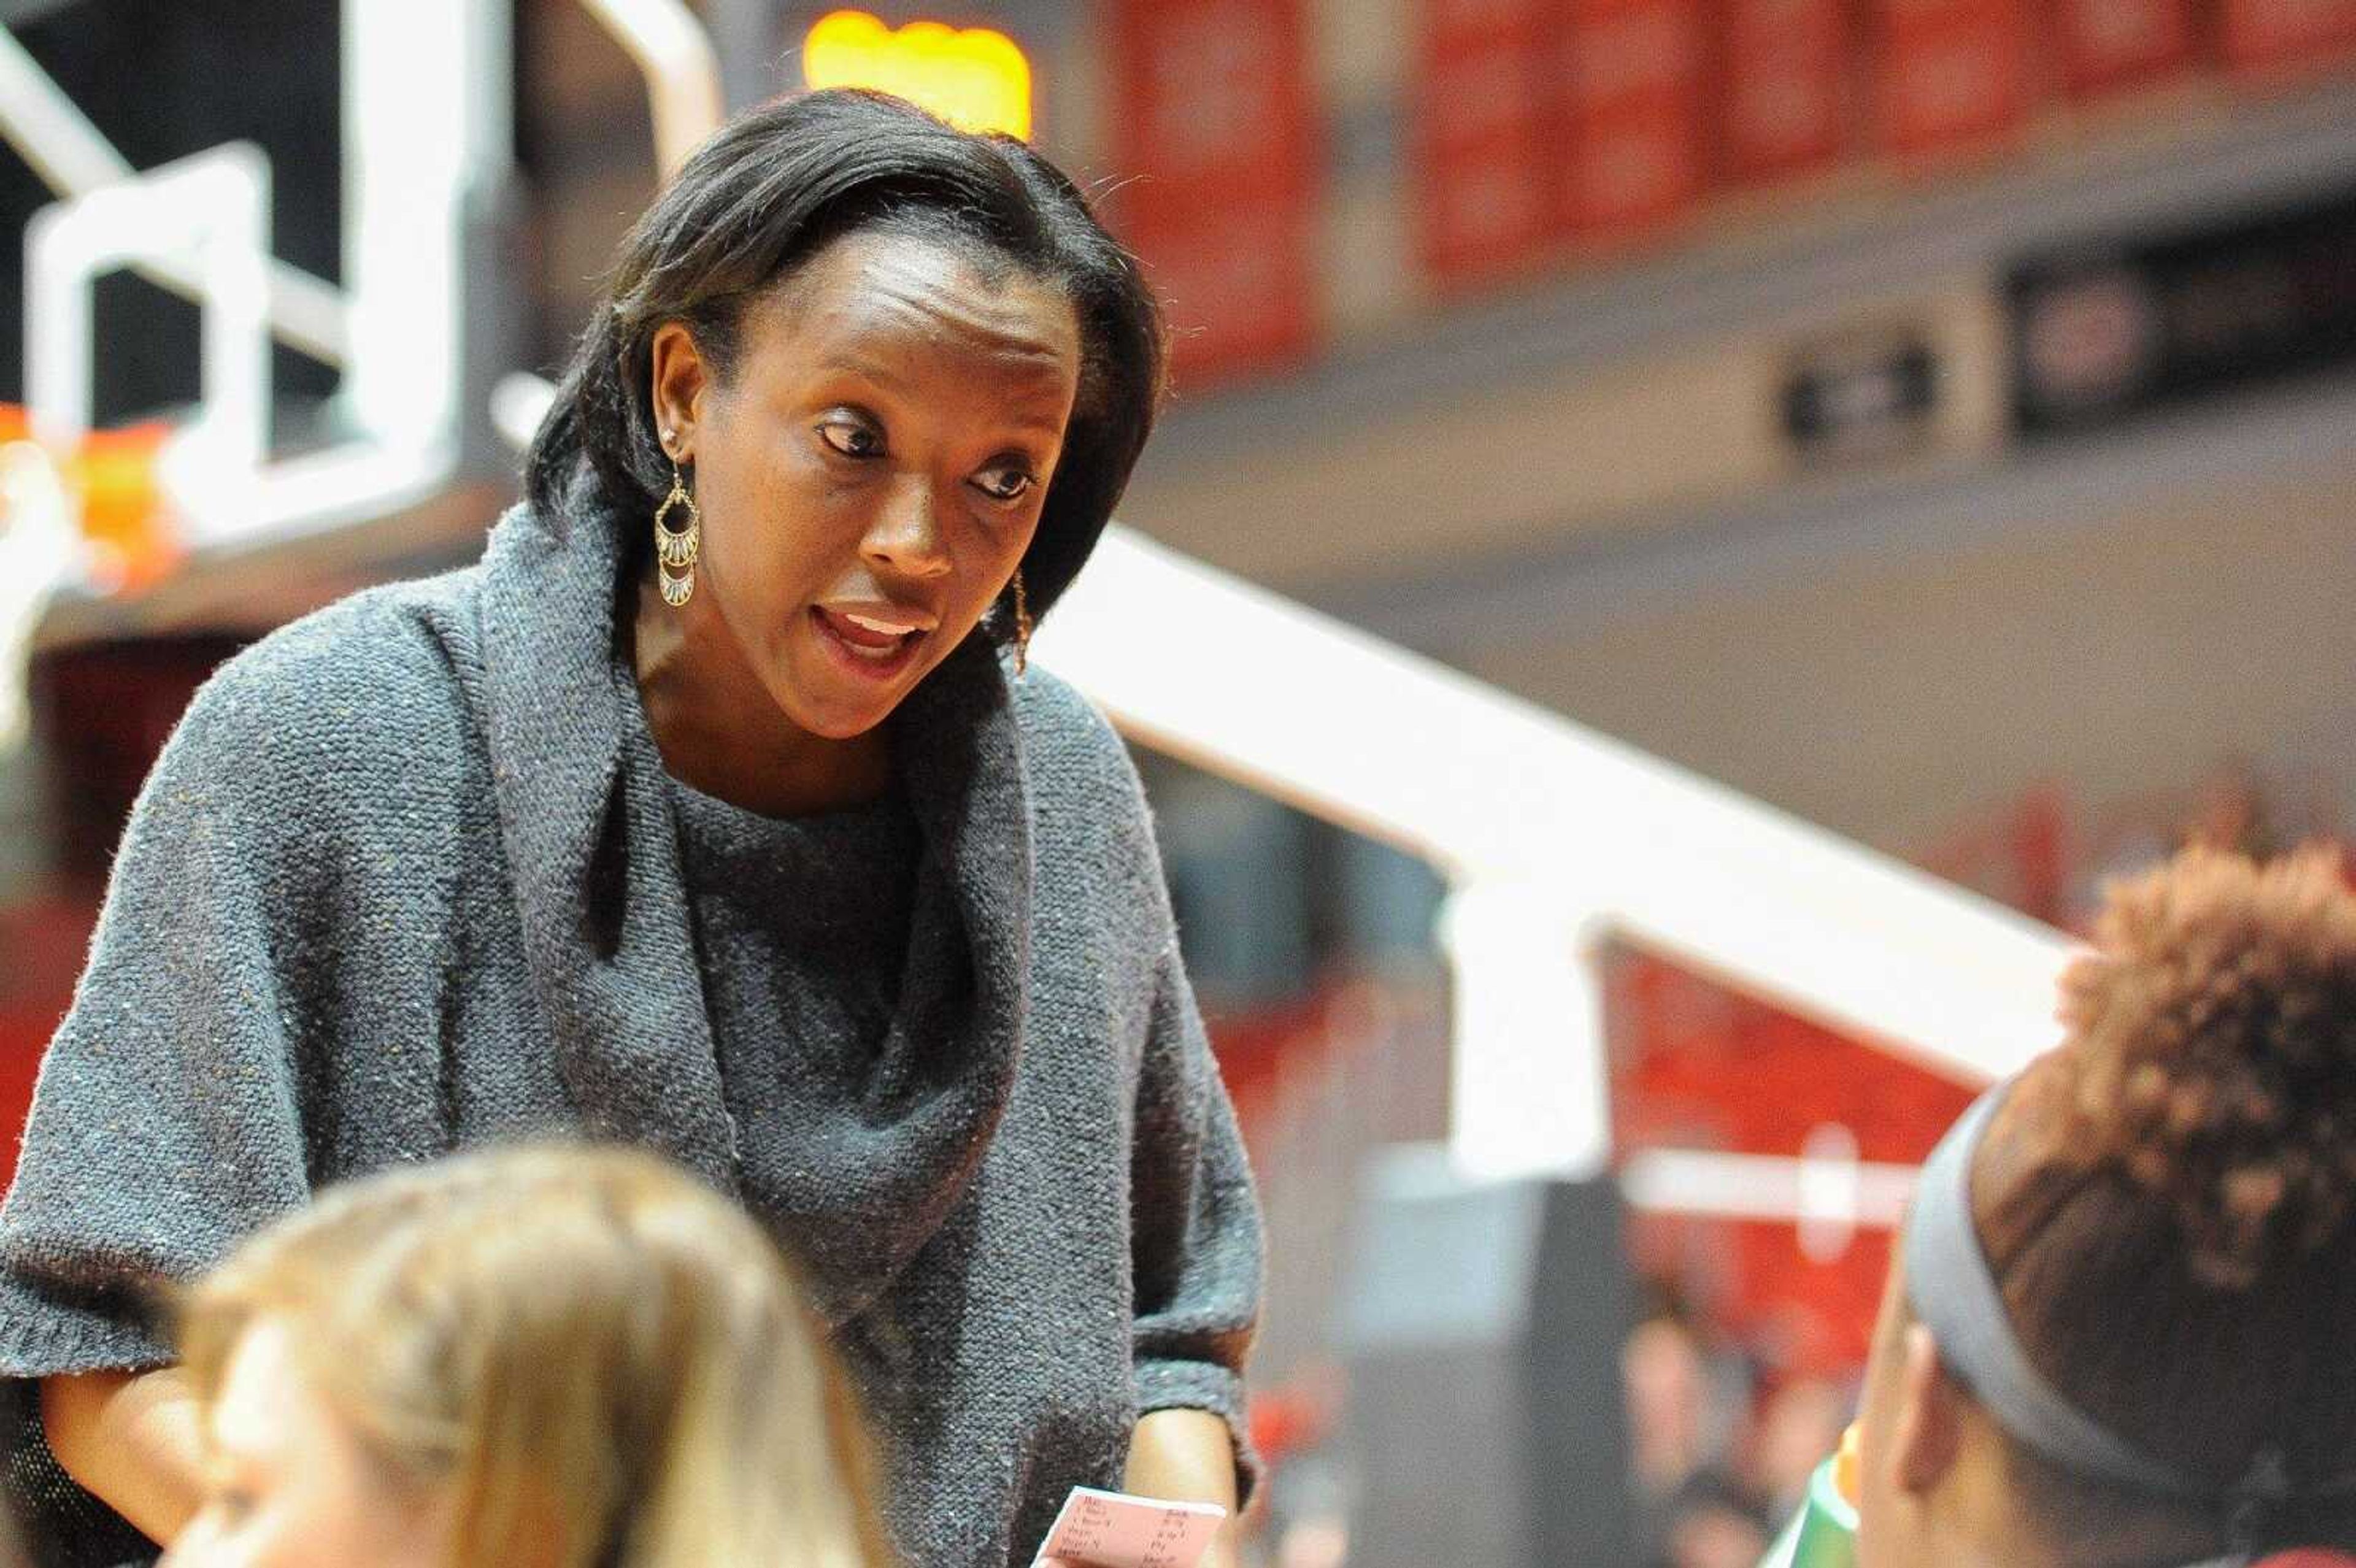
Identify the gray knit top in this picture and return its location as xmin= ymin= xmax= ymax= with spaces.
xmin=671 ymin=778 xmax=929 ymax=1226
xmin=0 ymin=480 xmax=1262 ymax=1567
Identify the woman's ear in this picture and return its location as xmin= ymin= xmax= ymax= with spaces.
xmin=1890 ymin=1323 xmax=1964 ymax=1496
xmin=648 ymin=323 xmax=709 ymax=461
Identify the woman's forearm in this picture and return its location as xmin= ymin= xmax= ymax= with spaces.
xmin=40 ymin=1367 xmax=205 ymax=1546
xmin=1124 ymin=1407 xmax=1241 ymax=1567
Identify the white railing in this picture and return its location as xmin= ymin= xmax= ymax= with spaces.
xmin=576 ymin=0 xmax=723 ymax=177
xmin=1033 ymin=533 xmax=2074 ymax=1182
xmin=1620 ymin=1143 xmax=1922 ymax=1257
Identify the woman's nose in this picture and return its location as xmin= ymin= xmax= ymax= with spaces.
xmin=861 ymin=474 xmax=953 ymax=579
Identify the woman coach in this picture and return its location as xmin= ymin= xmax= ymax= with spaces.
xmin=1 ymin=88 xmax=1260 ymax=1568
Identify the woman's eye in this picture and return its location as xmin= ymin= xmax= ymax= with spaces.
xmin=973 ymin=465 xmax=1036 ymax=504
xmin=817 ymin=420 xmax=882 ymax=458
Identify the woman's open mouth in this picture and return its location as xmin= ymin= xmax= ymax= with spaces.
xmin=810 ymin=604 xmax=930 ymax=680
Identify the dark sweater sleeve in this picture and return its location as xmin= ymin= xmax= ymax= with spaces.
xmin=1129 ymin=934 xmax=1266 ymax=1504
xmin=0 ymin=591 xmax=464 ymax=1377
xmin=0 ymin=670 xmax=317 ymax=1381
xmin=0 ymin=642 xmax=337 ymax=1568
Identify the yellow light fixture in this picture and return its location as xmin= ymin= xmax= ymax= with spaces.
xmin=802 ymin=10 xmax=1033 ymax=140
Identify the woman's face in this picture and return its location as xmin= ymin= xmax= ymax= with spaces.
xmin=652 ymin=228 xmax=1083 ymax=740
xmin=164 ymin=1318 xmax=451 ymax=1568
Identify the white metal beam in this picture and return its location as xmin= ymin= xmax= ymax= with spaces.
xmin=0 ymin=22 xmax=349 ymax=366
xmin=1621 ymin=1145 xmax=1920 ymax=1255
xmin=1033 ymin=528 xmax=2075 ymax=1177
xmin=26 ymin=144 xmax=272 ymax=545
xmin=338 ymin=0 xmax=507 ymax=454
xmin=578 ymin=0 xmax=725 ymax=177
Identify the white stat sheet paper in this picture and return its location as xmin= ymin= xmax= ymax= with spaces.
xmin=1029 ymin=1486 xmax=1228 ymax=1568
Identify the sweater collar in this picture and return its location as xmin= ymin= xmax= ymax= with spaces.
xmin=476 ymin=471 xmax=1034 ymax=1320
xmin=477 ymin=491 xmax=627 ymax=964
xmin=479 ymin=485 xmax=738 ymax=1184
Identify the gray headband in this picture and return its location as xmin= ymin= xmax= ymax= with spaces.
xmin=1904 ymin=1082 xmax=2281 ymax=1504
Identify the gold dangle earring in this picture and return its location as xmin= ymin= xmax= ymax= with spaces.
xmin=654 ymin=457 xmax=700 ymax=607
xmin=1009 ymin=569 xmax=1033 ymax=677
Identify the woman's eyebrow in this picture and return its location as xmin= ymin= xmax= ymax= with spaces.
xmin=814 ymin=355 xmax=1066 ymax=439
xmin=815 ymin=353 xmax=909 ymax=395
xmin=997 ymin=409 xmax=1069 ymax=441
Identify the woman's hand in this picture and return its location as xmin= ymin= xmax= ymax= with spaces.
xmin=40 ymin=1367 xmax=205 ymax=1546
xmin=1123 ymin=1407 xmax=1241 ymax=1568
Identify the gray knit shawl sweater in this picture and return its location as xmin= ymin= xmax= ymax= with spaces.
xmin=0 ymin=485 xmax=1262 ymax=1567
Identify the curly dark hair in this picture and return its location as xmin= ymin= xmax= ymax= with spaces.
xmin=525 ymin=89 xmax=1166 ymax=621
xmin=1972 ymin=845 xmax=2356 ymax=1545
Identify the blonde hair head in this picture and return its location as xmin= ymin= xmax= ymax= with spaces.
xmin=178 ymin=1142 xmax=891 ymax=1568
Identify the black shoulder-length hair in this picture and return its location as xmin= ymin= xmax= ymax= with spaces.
xmin=525 ymin=89 xmax=1166 ymax=621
